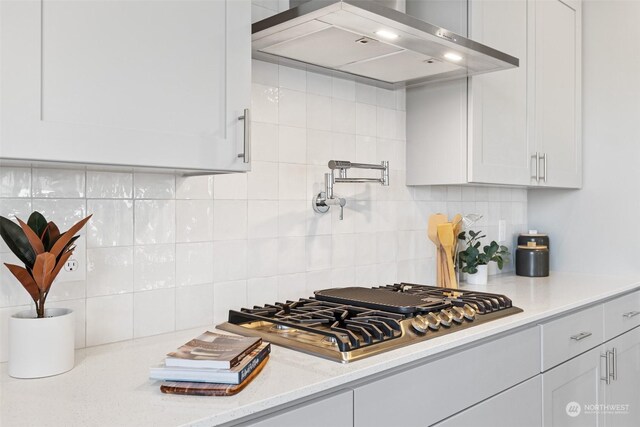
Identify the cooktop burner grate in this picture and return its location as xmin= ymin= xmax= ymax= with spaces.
xmin=218 ymin=283 xmax=523 ymax=363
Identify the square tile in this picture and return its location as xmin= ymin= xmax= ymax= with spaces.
xmin=213 ymin=173 xmax=247 ymax=200
xmin=252 ymin=122 xmax=279 ymax=163
xmin=213 ymin=200 xmax=247 ymax=241
xmin=247 ymin=161 xmax=278 ymax=200
xmin=355 ymin=232 xmax=377 ymax=266
xmin=175 ymin=242 xmax=214 ymax=287
xmin=252 ymin=84 xmax=279 ymax=124
xmin=176 ymin=200 xmax=213 ymax=243
xmin=134 ymin=200 xmax=176 ymax=245
xmin=279 ymin=88 xmax=306 ymax=127
xmin=332 ymin=234 xmax=356 ymax=269
xmin=252 ymin=59 xmax=278 ymax=86
xmin=279 ymin=65 xmax=306 ymax=91
xmin=86 ymin=247 xmax=134 ymax=297
xmin=307 ymin=94 xmax=332 ymax=131
xmin=86 ymin=294 xmax=133 ymax=346
xmin=176 ymin=175 xmax=213 ymax=200
xmin=307 ymin=72 xmax=332 ymax=96
xmin=133 ymin=288 xmax=175 ymax=338
xmin=32 ymin=168 xmax=85 ymax=198
xmin=278 ymin=273 xmax=306 ymax=301
xmin=213 ymin=240 xmax=247 ymax=282
xmin=332 ymin=77 xmax=356 ymax=101
xmin=278 ymin=201 xmax=306 ymax=237
xmin=213 ymin=280 xmax=247 ymax=324
xmin=247 ymin=277 xmax=278 ymax=308
xmin=355 ymin=82 xmax=377 ymax=105
xmin=306 ymin=235 xmax=332 ymax=271
xmin=306 ymin=129 xmax=333 ymax=166
xmin=247 ymin=238 xmax=278 ymax=278
xmin=86 ymin=171 xmax=132 ymax=199
xmin=278 ymin=126 xmax=307 ymax=164
xmin=133 ymin=173 xmax=175 ymax=199
xmin=248 ymin=200 xmax=279 ymax=239
xmin=32 ymin=198 xmax=87 ymax=231
xmin=86 ymin=200 xmax=133 ymax=247
xmin=331 ymin=98 xmax=356 ymax=134
xmin=278 ymin=236 xmax=305 ymax=275
xmin=133 ymin=245 xmax=175 ymax=291
xmin=278 ymin=164 xmax=307 ymax=200
xmin=0 ymin=167 xmax=30 ymax=198
xmin=356 ymin=103 xmax=377 ymax=136
xmin=175 ymin=283 xmax=214 ymax=330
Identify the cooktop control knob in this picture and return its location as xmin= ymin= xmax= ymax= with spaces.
xmin=438 ymin=309 xmax=453 ymax=327
xmin=411 ymin=315 xmax=429 ymax=334
xmin=451 ymin=306 xmax=465 ymax=323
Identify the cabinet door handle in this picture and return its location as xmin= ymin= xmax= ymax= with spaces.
xmin=601 ymin=352 xmax=611 ymax=385
xmin=532 ymin=153 xmax=540 ymax=182
xmin=237 ymin=108 xmax=251 ymax=164
xmin=623 ymin=310 xmax=640 ymax=318
xmin=540 ymin=153 xmax=547 ymax=183
xmin=570 ymin=331 xmax=592 ymax=341
xmin=611 ymin=347 xmax=617 ymax=381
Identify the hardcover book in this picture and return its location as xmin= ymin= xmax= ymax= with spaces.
xmin=151 ymin=342 xmax=270 ymax=385
xmin=166 ymin=331 xmax=261 ymax=369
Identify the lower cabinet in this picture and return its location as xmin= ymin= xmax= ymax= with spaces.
xmin=352 ymin=327 xmax=540 ymax=427
xmin=542 ymin=346 xmax=603 ymax=426
xmin=242 ymin=390 xmax=354 ymax=427
xmin=542 ymin=326 xmax=640 ymax=427
xmin=603 ymin=327 xmax=640 ymax=427
xmin=434 ymin=376 xmax=542 ymax=427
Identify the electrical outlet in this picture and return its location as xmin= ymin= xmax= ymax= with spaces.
xmin=64 ymin=259 xmax=79 ymax=272
xmin=498 ymin=220 xmax=507 ymax=242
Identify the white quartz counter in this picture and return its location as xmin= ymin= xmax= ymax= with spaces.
xmin=2 ymin=272 xmax=640 ymax=427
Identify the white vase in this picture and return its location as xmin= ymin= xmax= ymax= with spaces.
xmin=466 ymin=264 xmax=489 ymax=285
xmin=9 ymin=308 xmax=75 ymax=378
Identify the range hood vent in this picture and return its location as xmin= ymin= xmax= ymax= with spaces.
xmin=252 ymin=0 xmax=519 ymax=88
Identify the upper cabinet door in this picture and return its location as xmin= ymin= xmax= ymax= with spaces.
xmin=468 ymin=0 xmax=530 ymax=186
xmin=531 ymin=0 xmax=582 ymax=188
xmin=0 ymin=0 xmax=251 ymax=173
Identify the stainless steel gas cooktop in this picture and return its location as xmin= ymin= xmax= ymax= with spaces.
xmin=216 ymin=283 xmax=522 ymax=363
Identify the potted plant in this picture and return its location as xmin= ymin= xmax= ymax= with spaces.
xmin=457 ymin=230 xmax=510 ymax=285
xmin=0 ymin=211 xmax=91 ymax=378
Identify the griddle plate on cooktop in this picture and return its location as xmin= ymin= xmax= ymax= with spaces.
xmin=314 ymin=287 xmax=446 ymax=314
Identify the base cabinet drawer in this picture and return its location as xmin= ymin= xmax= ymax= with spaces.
xmin=541 ymin=304 xmax=604 ymax=371
xmin=353 ymin=327 xmax=540 ymax=427
xmin=604 ymin=291 xmax=640 ymax=341
xmin=241 ymin=390 xmax=354 ymax=427
xmin=434 ymin=376 xmax=542 ymax=427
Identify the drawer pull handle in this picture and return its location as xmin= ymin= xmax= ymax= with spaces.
xmin=623 ymin=311 xmax=640 ymax=318
xmin=570 ymin=331 xmax=592 ymax=341
xmin=601 ymin=352 xmax=611 ymax=385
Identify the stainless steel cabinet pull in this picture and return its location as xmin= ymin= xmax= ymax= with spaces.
xmin=570 ymin=331 xmax=592 ymax=341
xmin=532 ymin=153 xmax=540 ymax=183
xmin=623 ymin=310 xmax=640 ymax=318
xmin=611 ymin=348 xmax=617 ymax=381
xmin=540 ymin=153 xmax=547 ymax=183
xmin=601 ymin=352 xmax=611 ymax=385
xmin=237 ymin=108 xmax=251 ymax=164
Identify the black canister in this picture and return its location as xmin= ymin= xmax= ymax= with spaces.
xmin=515 ymin=232 xmax=549 ymax=277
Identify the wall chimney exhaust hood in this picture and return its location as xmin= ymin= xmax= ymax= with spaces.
xmin=252 ymin=0 xmax=519 ymax=88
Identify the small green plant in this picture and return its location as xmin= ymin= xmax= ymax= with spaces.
xmin=457 ymin=230 xmax=510 ymax=274
xmin=0 ymin=211 xmax=91 ymax=318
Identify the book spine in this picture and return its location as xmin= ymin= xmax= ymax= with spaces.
xmin=229 ymin=338 xmax=262 ymax=368
xmin=238 ymin=344 xmax=271 ymax=383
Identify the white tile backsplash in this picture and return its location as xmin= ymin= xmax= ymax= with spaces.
xmin=0 ymin=6 xmax=528 ymax=357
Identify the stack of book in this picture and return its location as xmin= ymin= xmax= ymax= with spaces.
xmin=150 ymin=331 xmax=270 ymax=396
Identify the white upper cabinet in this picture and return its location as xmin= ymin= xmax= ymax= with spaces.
xmin=406 ymin=0 xmax=582 ymax=188
xmin=529 ymin=0 xmax=582 ymax=187
xmin=0 ymin=0 xmax=251 ymax=173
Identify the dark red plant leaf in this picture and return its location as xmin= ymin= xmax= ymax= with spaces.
xmin=27 ymin=211 xmax=48 ymax=237
xmin=50 ymin=215 xmax=92 ymax=258
xmin=17 ymin=218 xmax=44 ymax=254
xmin=44 ymin=221 xmax=61 ymax=251
xmin=0 ymin=216 xmax=36 ymax=268
xmin=4 ymin=263 xmax=40 ymax=303
xmin=32 ymin=253 xmax=56 ymax=291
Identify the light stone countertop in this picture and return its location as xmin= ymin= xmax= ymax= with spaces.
xmin=2 ymin=272 xmax=639 ymax=427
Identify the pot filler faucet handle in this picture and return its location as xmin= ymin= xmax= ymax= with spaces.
xmin=312 ymin=160 xmax=389 ymax=220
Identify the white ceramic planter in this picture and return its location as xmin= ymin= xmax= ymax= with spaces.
xmin=466 ymin=264 xmax=489 ymax=285
xmin=9 ymin=308 xmax=75 ymax=378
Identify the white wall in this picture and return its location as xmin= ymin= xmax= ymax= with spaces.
xmin=528 ymin=0 xmax=639 ymax=275
xmin=0 ymin=1 xmax=528 ymax=360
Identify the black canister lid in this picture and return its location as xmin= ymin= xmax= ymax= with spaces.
xmin=517 ymin=231 xmax=549 ymax=248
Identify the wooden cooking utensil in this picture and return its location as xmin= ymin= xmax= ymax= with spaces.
xmin=428 ymin=214 xmax=448 ymax=287
xmin=437 ymin=223 xmax=458 ymax=289
xmin=452 ymin=213 xmax=463 ymax=281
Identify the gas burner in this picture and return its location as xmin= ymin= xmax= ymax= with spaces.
xmin=218 ymin=283 xmax=522 ymax=363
